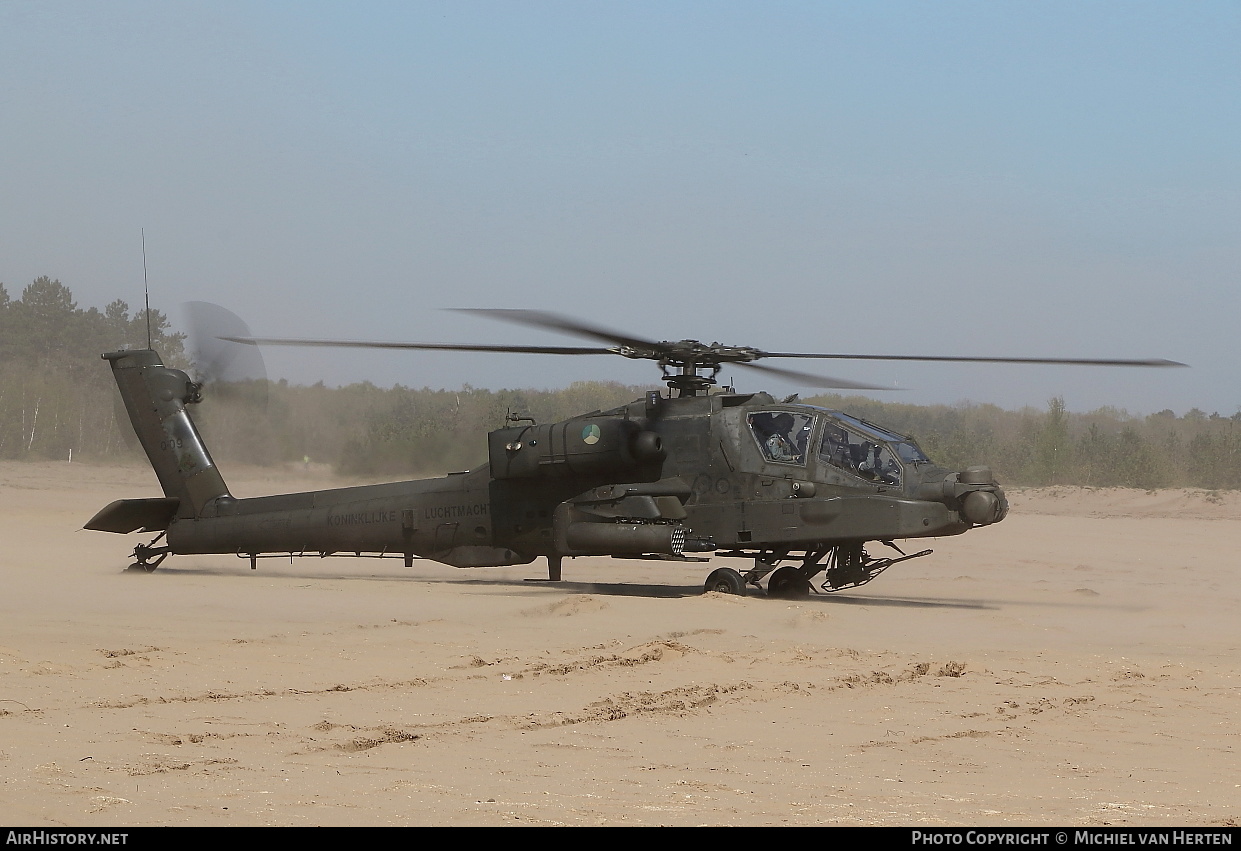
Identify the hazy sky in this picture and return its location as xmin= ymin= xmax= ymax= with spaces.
xmin=2 ymin=1 xmax=1237 ymax=415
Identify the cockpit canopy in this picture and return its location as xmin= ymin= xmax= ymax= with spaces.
xmin=746 ymin=408 xmax=929 ymax=487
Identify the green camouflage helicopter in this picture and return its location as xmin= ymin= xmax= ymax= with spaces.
xmin=87 ymin=309 xmax=1183 ymax=597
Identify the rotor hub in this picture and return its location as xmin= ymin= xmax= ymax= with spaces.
xmin=611 ymin=340 xmax=762 ymax=395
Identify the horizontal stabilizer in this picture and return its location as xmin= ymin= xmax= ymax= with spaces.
xmin=85 ymin=498 xmax=181 ymax=534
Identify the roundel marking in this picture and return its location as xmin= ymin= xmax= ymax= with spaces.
xmin=581 ymin=424 xmax=601 ymax=445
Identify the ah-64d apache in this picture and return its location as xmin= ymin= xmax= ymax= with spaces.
xmin=87 ymin=309 xmax=1183 ymax=598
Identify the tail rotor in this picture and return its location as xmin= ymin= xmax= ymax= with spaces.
xmin=181 ymin=301 xmax=269 ymax=409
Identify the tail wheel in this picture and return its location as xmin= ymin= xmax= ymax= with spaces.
xmin=125 ymin=539 xmax=169 ymax=574
xmin=704 ymin=568 xmax=747 ymax=596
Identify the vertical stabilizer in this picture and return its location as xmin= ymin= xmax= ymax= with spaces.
xmin=104 ymin=349 xmax=230 ymax=517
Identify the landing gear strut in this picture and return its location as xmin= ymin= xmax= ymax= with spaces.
xmin=126 ymin=532 xmax=170 ymax=573
xmin=737 ymin=549 xmax=825 ymax=599
xmin=526 ymin=554 xmax=564 ymax=582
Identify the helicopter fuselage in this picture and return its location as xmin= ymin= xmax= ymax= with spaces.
xmin=87 ymin=349 xmax=1007 ymax=593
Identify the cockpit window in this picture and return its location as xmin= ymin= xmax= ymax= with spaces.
xmin=804 ymin=407 xmax=930 ymax=470
xmin=891 ymin=440 xmax=929 ymax=465
xmin=748 ymin=411 xmax=815 ymax=466
xmin=819 ymin=421 xmax=903 ymax=485
xmin=831 ymin=412 xmax=905 ymax=442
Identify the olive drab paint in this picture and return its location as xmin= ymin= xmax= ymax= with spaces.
xmin=87 ymin=347 xmax=1011 ymax=593
xmin=86 ymin=309 xmax=1179 ymax=594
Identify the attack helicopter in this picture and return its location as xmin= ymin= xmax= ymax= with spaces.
xmin=86 ymin=309 xmax=1184 ymax=597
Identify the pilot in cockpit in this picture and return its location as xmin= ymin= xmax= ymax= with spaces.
xmin=857 ymin=441 xmax=900 ymax=485
xmin=764 ymin=414 xmax=800 ymax=462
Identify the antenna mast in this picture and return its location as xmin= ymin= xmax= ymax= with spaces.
xmin=141 ymin=228 xmax=152 ymax=349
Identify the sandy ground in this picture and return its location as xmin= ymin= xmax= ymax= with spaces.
xmin=1 ymin=460 xmax=1238 ymax=826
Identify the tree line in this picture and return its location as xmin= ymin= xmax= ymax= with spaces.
xmin=2 ymin=277 xmax=1238 ymax=490
xmin=0 ymin=276 xmax=184 ymax=460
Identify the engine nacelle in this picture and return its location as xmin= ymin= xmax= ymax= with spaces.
xmin=488 ymin=417 xmax=665 ymax=480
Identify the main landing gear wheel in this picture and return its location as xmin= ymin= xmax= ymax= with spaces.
xmin=704 ymin=567 xmax=747 ymax=596
xmin=767 ymin=566 xmax=811 ymax=600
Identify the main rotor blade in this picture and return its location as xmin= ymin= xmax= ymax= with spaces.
xmin=452 ymin=308 xmax=663 ymax=352
xmin=734 ymin=360 xmax=895 ymax=391
xmin=221 ymin=336 xmax=613 ymax=356
xmin=758 ymin=352 xmax=1188 ymax=368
